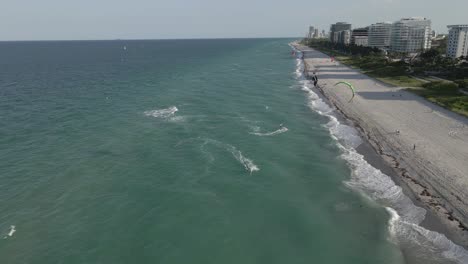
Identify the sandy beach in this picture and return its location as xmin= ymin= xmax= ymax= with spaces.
xmin=293 ymin=43 xmax=468 ymax=247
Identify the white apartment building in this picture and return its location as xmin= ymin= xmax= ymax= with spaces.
xmin=314 ymin=28 xmax=319 ymax=38
xmin=354 ymin=36 xmax=369 ymax=47
xmin=390 ymin=17 xmax=432 ymax=53
xmin=368 ymin=22 xmax=392 ymax=49
xmin=330 ymin=22 xmax=352 ymax=43
xmin=340 ymin=30 xmax=351 ymax=45
xmin=308 ymin=26 xmax=315 ymax=39
xmin=447 ymin=25 xmax=468 ymax=58
xmin=351 ymin=28 xmax=368 ymax=46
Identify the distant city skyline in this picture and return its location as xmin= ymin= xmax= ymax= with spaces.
xmin=0 ymin=0 xmax=467 ymax=41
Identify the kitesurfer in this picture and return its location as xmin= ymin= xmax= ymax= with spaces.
xmin=312 ymin=72 xmax=318 ymax=87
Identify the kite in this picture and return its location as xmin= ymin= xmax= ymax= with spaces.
xmin=334 ymin=81 xmax=356 ymax=102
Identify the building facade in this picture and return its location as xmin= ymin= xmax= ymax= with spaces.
xmin=351 ymin=27 xmax=369 ymax=46
xmin=354 ymin=36 xmax=369 ymax=47
xmin=447 ymin=25 xmax=468 ymax=58
xmin=339 ymin=30 xmax=351 ymax=45
xmin=314 ymin=28 xmax=319 ymax=38
xmin=330 ymin=22 xmax=352 ymax=43
xmin=368 ymin=22 xmax=392 ymax=49
xmin=390 ymin=17 xmax=432 ymax=53
xmin=308 ymin=26 xmax=315 ymax=39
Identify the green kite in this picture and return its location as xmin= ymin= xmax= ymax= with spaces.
xmin=334 ymin=81 xmax=356 ymax=102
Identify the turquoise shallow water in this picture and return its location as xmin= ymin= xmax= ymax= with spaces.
xmin=0 ymin=39 xmax=443 ymax=263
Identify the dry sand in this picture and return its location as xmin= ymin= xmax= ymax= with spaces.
xmin=294 ymin=44 xmax=468 ymax=247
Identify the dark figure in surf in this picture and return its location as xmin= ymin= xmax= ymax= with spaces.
xmin=311 ymin=72 xmax=318 ymax=87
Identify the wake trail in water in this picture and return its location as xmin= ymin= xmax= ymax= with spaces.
xmin=144 ymin=106 xmax=187 ymax=123
xmin=144 ymin=106 xmax=178 ymax=119
xmin=3 ymin=225 xmax=16 ymax=239
xmin=250 ymin=127 xmax=289 ymax=137
xmin=292 ymin=48 xmax=468 ymax=264
xmin=202 ymin=138 xmax=259 ymax=174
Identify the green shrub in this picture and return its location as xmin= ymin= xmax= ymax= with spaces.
xmin=454 ymin=79 xmax=468 ymax=88
xmin=422 ymin=81 xmax=458 ymax=91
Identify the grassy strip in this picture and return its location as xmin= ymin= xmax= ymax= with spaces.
xmin=408 ymin=82 xmax=468 ymax=117
xmin=310 ymin=45 xmax=426 ymax=88
xmin=309 ymin=45 xmax=468 ymax=117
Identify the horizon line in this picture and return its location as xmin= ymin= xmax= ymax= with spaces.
xmin=0 ymin=36 xmax=300 ymax=42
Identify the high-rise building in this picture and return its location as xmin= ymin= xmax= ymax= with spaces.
xmin=351 ymin=27 xmax=369 ymax=46
xmin=447 ymin=25 xmax=468 ymax=58
xmin=330 ymin=22 xmax=352 ymax=43
xmin=332 ymin=31 xmax=340 ymax=43
xmin=314 ymin=28 xmax=319 ymax=38
xmin=368 ymin=22 xmax=392 ymax=49
xmin=390 ymin=17 xmax=432 ymax=53
xmin=308 ymin=26 xmax=315 ymax=39
xmin=339 ymin=30 xmax=351 ymax=45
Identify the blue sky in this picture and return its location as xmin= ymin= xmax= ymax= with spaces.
xmin=0 ymin=0 xmax=466 ymax=40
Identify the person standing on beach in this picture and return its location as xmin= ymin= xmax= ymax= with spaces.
xmin=311 ymin=72 xmax=318 ymax=87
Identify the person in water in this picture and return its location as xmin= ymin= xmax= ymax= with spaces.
xmin=311 ymin=72 xmax=318 ymax=87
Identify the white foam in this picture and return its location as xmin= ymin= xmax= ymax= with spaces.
xmin=343 ymin=149 xmax=426 ymax=224
xmin=250 ymin=125 xmax=261 ymax=133
xmin=203 ymin=139 xmax=259 ymax=174
xmin=228 ymin=145 xmax=260 ymax=174
xmin=293 ymin=50 xmax=468 ymax=263
xmin=251 ymin=127 xmax=289 ymax=137
xmin=386 ymin=208 xmax=468 ymax=264
xmin=144 ymin=106 xmax=178 ymax=119
xmin=168 ymin=116 xmax=186 ymax=123
xmin=4 ymin=225 xmax=16 ymax=239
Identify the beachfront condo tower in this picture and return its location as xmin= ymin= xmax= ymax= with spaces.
xmin=308 ymin=26 xmax=315 ymax=39
xmin=390 ymin=17 xmax=432 ymax=53
xmin=368 ymin=22 xmax=392 ymax=50
xmin=330 ymin=22 xmax=352 ymax=43
xmin=447 ymin=25 xmax=468 ymax=58
xmin=351 ymin=27 xmax=369 ymax=47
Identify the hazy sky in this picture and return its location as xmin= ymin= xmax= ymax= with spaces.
xmin=1 ymin=0 xmax=466 ymax=40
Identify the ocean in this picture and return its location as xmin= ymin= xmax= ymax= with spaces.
xmin=0 ymin=39 xmax=465 ymax=263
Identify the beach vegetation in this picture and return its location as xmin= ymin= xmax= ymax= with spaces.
xmin=303 ymin=39 xmax=468 ymax=116
xmin=409 ymin=81 xmax=468 ymax=116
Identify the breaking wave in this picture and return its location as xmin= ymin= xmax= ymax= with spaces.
xmin=293 ymin=50 xmax=468 ymax=263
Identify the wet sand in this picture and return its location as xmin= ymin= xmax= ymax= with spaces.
xmin=293 ymin=43 xmax=468 ymax=248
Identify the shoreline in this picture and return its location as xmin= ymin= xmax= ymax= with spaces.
xmin=292 ymin=42 xmax=468 ymax=249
